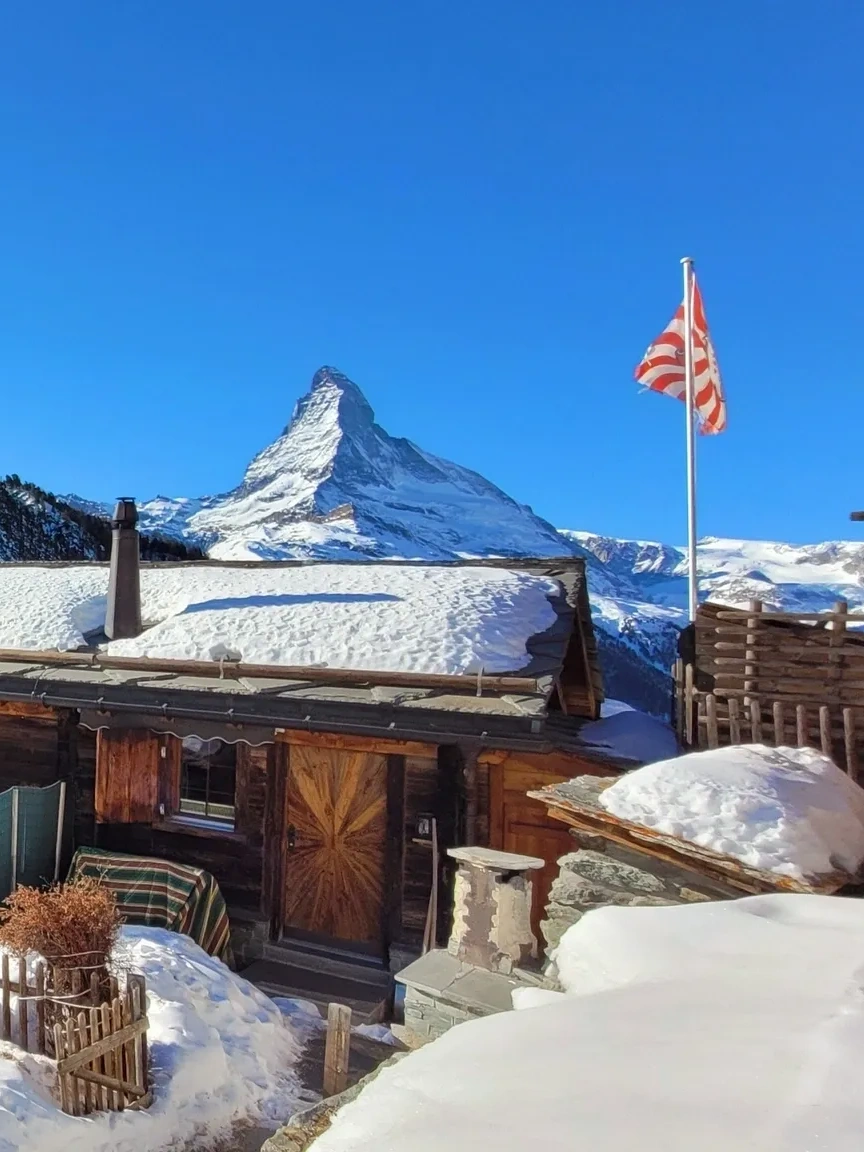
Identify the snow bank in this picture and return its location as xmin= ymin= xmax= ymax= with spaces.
xmin=0 ymin=564 xmax=559 ymax=675
xmin=599 ymin=698 xmax=635 ymax=718
xmin=551 ymin=890 xmax=864 ymax=997
xmin=313 ymin=894 xmax=864 ymax=1152
xmin=598 ymin=743 xmax=864 ymax=880
xmin=578 ymin=708 xmax=678 ymax=763
xmin=0 ymin=926 xmax=301 ymax=1152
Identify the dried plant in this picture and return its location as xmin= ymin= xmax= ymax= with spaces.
xmin=0 ymin=879 xmax=120 ymax=1008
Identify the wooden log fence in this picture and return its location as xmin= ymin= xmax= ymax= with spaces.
xmin=693 ymin=600 xmax=864 ymax=707
xmin=0 ymin=958 xmax=149 ymax=1114
xmin=672 ymin=600 xmax=864 ymax=781
xmin=680 ymin=685 xmax=862 ymax=782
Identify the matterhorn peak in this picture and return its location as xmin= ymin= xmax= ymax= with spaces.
xmin=311 ymin=365 xmax=360 ymax=391
xmin=283 ymin=366 xmax=376 ymax=439
xmin=118 ymin=365 xmax=573 ymax=564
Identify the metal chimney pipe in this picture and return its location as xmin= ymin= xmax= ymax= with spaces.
xmin=105 ymin=498 xmax=142 ymax=640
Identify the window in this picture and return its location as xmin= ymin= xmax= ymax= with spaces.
xmin=179 ymin=737 xmax=237 ymax=825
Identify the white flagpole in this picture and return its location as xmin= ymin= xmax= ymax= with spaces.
xmin=681 ymin=256 xmax=698 ymax=624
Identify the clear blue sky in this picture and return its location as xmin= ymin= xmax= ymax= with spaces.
xmin=0 ymin=1 xmax=860 ymax=545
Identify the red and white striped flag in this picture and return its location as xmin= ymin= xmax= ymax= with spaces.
xmin=634 ymin=274 xmax=727 ymax=435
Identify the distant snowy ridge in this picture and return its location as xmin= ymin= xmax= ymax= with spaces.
xmin=560 ymin=529 xmax=864 ymax=714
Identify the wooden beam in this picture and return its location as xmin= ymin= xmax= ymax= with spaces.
xmin=275 ymin=729 xmax=437 ymax=758
xmin=70 ymin=1066 xmax=147 ymax=1098
xmin=0 ymin=648 xmax=541 ymax=695
xmin=572 ymin=606 xmax=598 ymax=719
xmin=384 ymin=755 xmax=406 ymax=954
xmin=57 ymin=1017 xmax=148 ymax=1075
xmin=0 ymin=700 xmax=56 ymax=720
xmin=477 ymin=749 xmax=621 ymax=776
xmin=262 ymin=742 xmax=288 ymax=934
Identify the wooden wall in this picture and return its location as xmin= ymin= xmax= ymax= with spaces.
xmin=0 ymin=702 xmax=67 ymax=791
xmin=0 ymin=705 xmax=616 ymax=961
xmin=401 ymin=753 xmax=443 ymax=943
xmin=92 ymin=740 xmax=271 ymax=911
xmin=82 ymin=725 xmax=458 ymax=955
xmin=475 ymin=747 xmax=621 ymax=943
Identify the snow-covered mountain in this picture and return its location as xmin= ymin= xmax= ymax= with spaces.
xmin=0 ymin=478 xmax=201 ymax=564
xmin=562 ymin=531 xmax=864 ymax=714
xmin=78 ymin=367 xmax=571 ymax=561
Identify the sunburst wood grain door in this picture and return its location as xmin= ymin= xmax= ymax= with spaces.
xmin=282 ymin=743 xmax=388 ymax=946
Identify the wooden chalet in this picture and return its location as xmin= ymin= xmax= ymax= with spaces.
xmin=0 ymin=504 xmax=625 ymax=967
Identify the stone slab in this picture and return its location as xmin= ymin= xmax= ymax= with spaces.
xmin=396 ymin=949 xmax=527 ymax=1014
xmin=447 ymin=846 xmax=545 ymax=871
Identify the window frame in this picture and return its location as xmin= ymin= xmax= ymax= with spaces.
xmin=175 ymin=736 xmax=238 ymax=829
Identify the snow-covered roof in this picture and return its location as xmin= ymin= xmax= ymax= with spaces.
xmin=309 ymin=894 xmax=864 ymax=1152
xmin=0 ymin=562 xmax=564 ymax=676
xmin=0 ymin=558 xmax=608 ymax=738
xmin=599 ymin=744 xmax=864 ymax=881
xmin=577 ymin=707 xmax=679 ymax=764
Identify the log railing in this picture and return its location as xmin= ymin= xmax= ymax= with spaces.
xmin=695 ymin=599 xmax=864 ymax=707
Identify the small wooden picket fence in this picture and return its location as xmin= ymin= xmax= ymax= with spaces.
xmin=0 ymin=954 xmax=149 ymax=1114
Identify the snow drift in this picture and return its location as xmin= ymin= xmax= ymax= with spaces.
xmin=312 ymin=894 xmax=864 ymax=1152
xmin=0 ymin=926 xmax=301 ymax=1152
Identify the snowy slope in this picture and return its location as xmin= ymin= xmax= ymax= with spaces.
xmin=79 ymin=367 xmax=573 ymax=561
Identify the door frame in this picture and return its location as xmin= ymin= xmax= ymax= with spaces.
xmin=264 ymin=733 xmax=407 ymax=960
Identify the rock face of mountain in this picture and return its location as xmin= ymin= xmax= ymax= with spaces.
xmin=115 ymin=367 xmax=573 ymax=561
xmin=0 ymin=478 xmax=202 ymax=563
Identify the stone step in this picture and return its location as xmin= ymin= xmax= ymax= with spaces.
xmin=241 ymin=958 xmax=390 ymax=1025
xmin=262 ymin=939 xmax=392 ymax=989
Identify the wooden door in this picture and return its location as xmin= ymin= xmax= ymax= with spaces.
xmin=282 ymin=743 xmax=387 ymax=947
xmin=488 ymin=755 xmax=578 ymax=946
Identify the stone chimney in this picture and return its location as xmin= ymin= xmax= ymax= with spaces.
xmin=446 ymin=847 xmax=544 ymax=974
xmin=105 ymin=498 xmax=142 ymax=640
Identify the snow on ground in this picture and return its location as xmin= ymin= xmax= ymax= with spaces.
xmin=0 ymin=926 xmax=302 ymax=1152
xmin=0 ymin=564 xmax=559 ymax=675
xmin=599 ymin=743 xmax=864 ymax=880
xmin=272 ymin=998 xmax=398 ymax=1046
xmin=577 ymin=708 xmax=678 ymax=763
xmin=313 ymin=894 xmax=864 ymax=1152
